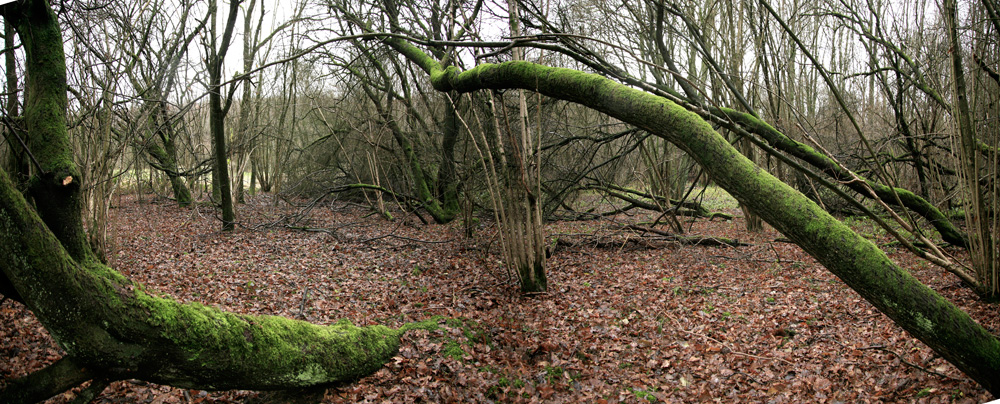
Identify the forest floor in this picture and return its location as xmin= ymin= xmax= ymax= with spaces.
xmin=2 ymin=192 xmax=998 ymax=403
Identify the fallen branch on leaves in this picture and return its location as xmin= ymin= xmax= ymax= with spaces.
xmin=859 ymin=345 xmax=965 ymax=382
xmin=621 ymin=224 xmax=750 ymax=247
xmin=548 ymin=225 xmax=750 ymax=255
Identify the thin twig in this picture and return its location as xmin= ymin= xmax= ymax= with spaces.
xmin=1 ymin=117 xmax=43 ymax=173
xmin=298 ymin=287 xmax=310 ymax=320
xmin=860 ymin=345 xmax=965 ymax=381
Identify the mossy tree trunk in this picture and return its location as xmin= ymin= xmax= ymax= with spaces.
xmin=712 ymin=107 xmax=969 ymax=248
xmin=207 ymin=0 xmax=237 ymax=231
xmin=381 ymin=37 xmax=1000 ymax=395
xmin=143 ymin=95 xmax=193 ymax=207
xmin=0 ymin=1 xmax=417 ymax=400
xmin=4 ymin=0 xmax=88 ymax=262
xmin=436 ymin=94 xmax=461 ymax=218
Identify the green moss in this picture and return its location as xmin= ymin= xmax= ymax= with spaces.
xmin=295 ymin=363 xmax=329 ymax=384
xmin=399 ymin=316 xmax=443 ymax=332
xmin=630 ymin=387 xmax=658 ymax=402
xmin=544 ymin=365 xmax=564 ymax=384
xmin=913 ymin=311 xmax=935 ymax=334
xmin=430 ymin=65 xmax=459 ymax=91
xmin=442 ymin=340 xmax=465 ymax=361
xmin=124 ymin=286 xmax=411 ymax=387
xmin=441 ymin=317 xmax=490 ymax=345
xmin=13 ymin=3 xmax=72 ymax=177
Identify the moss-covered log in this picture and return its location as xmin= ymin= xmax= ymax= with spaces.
xmin=382 ymin=38 xmax=1000 ymax=395
xmin=712 ymin=107 xmax=968 ymax=248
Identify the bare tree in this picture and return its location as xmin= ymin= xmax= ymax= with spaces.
xmin=946 ymin=0 xmax=998 ymax=298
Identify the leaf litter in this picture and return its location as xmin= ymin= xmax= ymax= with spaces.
xmin=1 ymin=194 xmax=997 ymax=403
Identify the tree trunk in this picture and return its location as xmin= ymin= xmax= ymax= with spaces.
xmin=208 ymin=0 xmax=237 ymax=231
xmin=946 ymin=0 xmax=997 ymax=298
xmin=0 ymin=1 xmax=418 ymax=398
xmin=504 ymin=0 xmax=546 ymax=293
xmin=3 ymin=0 xmax=89 ymax=262
xmin=437 ymin=93 xmax=461 ymax=216
xmin=0 ymin=184 xmax=408 ymax=389
xmin=383 ymin=38 xmax=1000 ymax=395
xmin=738 ymin=136 xmax=764 ymax=232
xmin=144 ymin=99 xmax=193 ymax=207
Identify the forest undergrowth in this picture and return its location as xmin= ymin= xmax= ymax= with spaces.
xmin=1 ymin=193 xmax=997 ymax=403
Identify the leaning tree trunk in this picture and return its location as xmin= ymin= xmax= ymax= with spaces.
xmin=382 ymin=37 xmax=1000 ymax=395
xmin=0 ymin=1 xmax=421 ymax=400
xmin=712 ymin=107 xmax=968 ymax=247
xmin=0 ymin=186 xmax=410 ymax=391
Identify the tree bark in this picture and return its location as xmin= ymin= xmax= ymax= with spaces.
xmin=2 ymin=19 xmax=27 ymax=191
xmin=208 ymin=0 xmax=237 ymax=231
xmin=382 ymin=38 xmax=1000 ymax=395
xmin=436 ymin=93 xmax=461 ymax=216
xmin=3 ymin=0 xmax=89 ymax=261
xmin=504 ymin=0 xmax=546 ymax=293
xmin=144 ymin=98 xmax=193 ymax=207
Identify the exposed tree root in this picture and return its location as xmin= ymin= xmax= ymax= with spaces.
xmin=69 ymin=378 xmax=111 ymax=404
xmin=0 ymin=356 xmax=94 ymax=404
